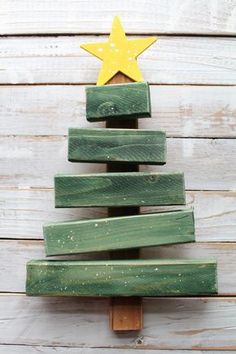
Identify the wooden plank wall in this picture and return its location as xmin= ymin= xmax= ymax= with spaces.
xmin=0 ymin=0 xmax=236 ymax=352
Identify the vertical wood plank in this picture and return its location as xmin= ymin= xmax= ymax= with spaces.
xmin=106 ymin=72 xmax=142 ymax=331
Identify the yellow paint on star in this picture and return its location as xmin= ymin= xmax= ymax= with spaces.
xmin=80 ymin=16 xmax=157 ymax=85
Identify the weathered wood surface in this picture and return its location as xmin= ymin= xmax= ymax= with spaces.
xmin=1 ymin=136 xmax=235 ymax=190
xmin=55 ymin=172 xmax=185 ymax=207
xmin=0 ymin=36 xmax=236 ymax=84
xmin=0 ymin=347 xmax=229 ymax=354
xmin=0 ymin=295 xmax=236 ymax=350
xmin=86 ymin=82 xmax=151 ymax=121
xmin=26 ymin=259 xmax=217 ymax=296
xmin=68 ymin=128 xmax=166 ymax=164
xmin=1 ymin=240 xmax=235 ymax=294
xmin=44 ymin=210 xmax=194 ymax=255
xmin=1 ymin=2 xmax=235 ymax=349
xmin=109 ymin=296 xmax=142 ymax=331
xmin=103 ymin=73 xmax=141 ymax=331
xmin=0 ymin=85 xmax=235 ymax=138
xmin=1 ymin=0 xmax=236 ymax=35
xmin=1 ymin=189 xmax=235 ymax=242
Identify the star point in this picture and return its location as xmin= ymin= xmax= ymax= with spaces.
xmin=80 ymin=16 xmax=157 ymax=85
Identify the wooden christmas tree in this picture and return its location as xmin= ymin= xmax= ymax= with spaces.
xmin=26 ymin=17 xmax=217 ymax=331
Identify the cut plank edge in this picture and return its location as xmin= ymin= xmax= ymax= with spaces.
xmin=43 ymin=209 xmax=195 ymax=255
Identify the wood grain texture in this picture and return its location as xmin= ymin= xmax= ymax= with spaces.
xmin=86 ymin=82 xmax=151 ymax=121
xmin=1 ymin=0 xmax=236 ymax=35
xmin=1 ymin=189 xmax=235 ymax=242
xmin=0 ymin=36 xmax=236 ymax=84
xmin=43 ymin=210 xmax=195 ymax=255
xmin=68 ymin=128 xmax=166 ymax=164
xmin=105 ymin=73 xmax=141 ymax=331
xmin=26 ymin=259 xmax=217 ymax=296
xmin=0 ymin=347 xmax=228 ymax=354
xmin=1 ymin=240 xmax=235 ymax=294
xmin=105 ymin=78 xmax=145 ymax=331
xmin=0 ymin=348 xmax=229 ymax=354
xmin=0 ymin=85 xmax=235 ymax=138
xmin=1 ymin=136 xmax=235 ymax=190
xmin=109 ymin=296 xmax=142 ymax=331
xmin=0 ymin=1 xmax=235 ymax=350
xmin=54 ymin=172 xmax=185 ymax=208
xmin=0 ymin=295 xmax=236 ymax=349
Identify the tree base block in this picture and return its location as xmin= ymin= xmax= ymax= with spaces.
xmin=110 ymin=297 xmax=143 ymax=331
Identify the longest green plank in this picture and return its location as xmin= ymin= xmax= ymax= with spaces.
xmin=68 ymin=128 xmax=166 ymax=165
xmin=44 ymin=210 xmax=194 ymax=255
xmin=26 ymin=259 xmax=217 ymax=297
xmin=55 ymin=172 xmax=185 ymax=208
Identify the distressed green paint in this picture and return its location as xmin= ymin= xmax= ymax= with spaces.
xmin=54 ymin=172 xmax=185 ymax=208
xmin=86 ymin=82 xmax=151 ymax=122
xmin=44 ymin=210 xmax=194 ymax=256
xmin=26 ymin=259 xmax=217 ymax=297
xmin=68 ymin=128 xmax=166 ymax=165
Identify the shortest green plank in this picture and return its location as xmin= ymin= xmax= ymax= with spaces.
xmin=68 ymin=128 xmax=166 ymax=165
xmin=26 ymin=259 xmax=217 ymax=297
xmin=86 ymin=82 xmax=151 ymax=122
xmin=44 ymin=209 xmax=195 ymax=256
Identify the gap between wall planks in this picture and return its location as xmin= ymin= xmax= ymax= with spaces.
xmin=106 ymin=73 xmax=142 ymax=331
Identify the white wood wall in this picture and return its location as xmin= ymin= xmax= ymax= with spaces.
xmin=0 ymin=1 xmax=236 ymax=353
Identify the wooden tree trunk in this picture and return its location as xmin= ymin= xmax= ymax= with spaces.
xmin=106 ymin=72 xmax=142 ymax=331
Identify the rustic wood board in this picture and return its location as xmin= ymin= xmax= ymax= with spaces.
xmin=1 ymin=85 xmax=235 ymax=138
xmin=3 ymin=240 xmax=236 ymax=294
xmin=0 ymin=347 xmax=229 ymax=354
xmin=44 ymin=210 xmax=194 ymax=255
xmin=1 ymin=189 xmax=235 ymax=242
xmin=1 ymin=2 xmax=235 ymax=349
xmin=68 ymin=128 xmax=166 ymax=164
xmin=3 ymin=240 xmax=236 ymax=296
xmin=1 ymin=136 xmax=235 ymax=190
xmin=86 ymin=82 xmax=151 ymax=121
xmin=1 ymin=36 xmax=236 ymax=84
xmin=1 ymin=0 xmax=235 ymax=35
xmin=26 ymin=259 xmax=217 ymax=296
xmin=1 ymin=295 xmax=236 ymax=350
xmin=54 ymin=172 xmax=185 ymax=207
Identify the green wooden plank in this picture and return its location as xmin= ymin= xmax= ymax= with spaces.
xmin=86 ymin=82 xmax=151 ymax=122
xmin=26 ymin=259 xmax=217 ymax=297
xmin=44 ymin=210 xmax=194 ymax=256
xmin=54 ymin=172 xmax=186 ymax=208
xmin=68 ymin=128 xmax=166 ymax=165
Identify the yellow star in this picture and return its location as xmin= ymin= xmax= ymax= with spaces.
xmin=80 ymin=16 xmax=157 ymax=85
